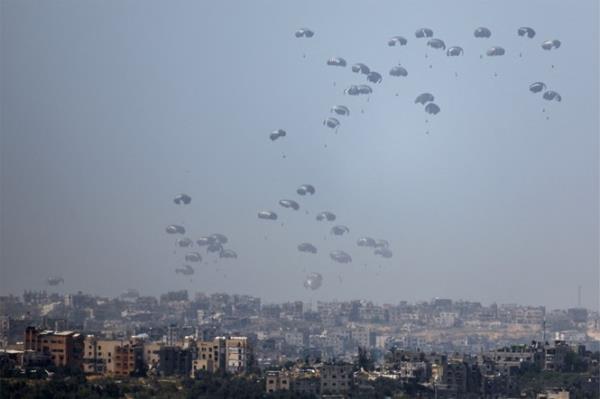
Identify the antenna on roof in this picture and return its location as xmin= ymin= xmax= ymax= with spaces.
xmin=577 ymin=285 xmax=582 ymax=307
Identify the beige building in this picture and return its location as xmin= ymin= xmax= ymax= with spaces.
xmin=83 ymin=336 xmax=138 ymax=376
xmin=265 ymin=370 xmax=291 ymax=393
xmin=24 ymin=327 xmax=83 ymax=369
xmin=191 ymin=336 xmax=249 ymax=376
xmin=320 ymin=363 xmax=353 ymax=396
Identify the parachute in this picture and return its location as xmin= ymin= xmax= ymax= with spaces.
xmin=374 ymin=247 xmax=393 ymax=258
xmin=219 ymin=249 xmax=238 ymax=259
xmin=518 ymin=27 xmax=536 ymax=38
xmin=327 ymin=57 xmax=347 ymax=67
xmin=297 ymin=184 xmax=316 ymax=196
xmin=331 ymin=225 xmax=350 ymax=236
xmin=330 ymin=250 xmax=352 ymax=263
xmin=344 ymin=85 xmax=372 ymax=96
xmin=388 ymin=36 xmax=407 ymax=46
xmin=529 ymin=82 xmax=546 ymax=94
xmin=357 ymin=237 xmax=377 ymax=247
xmin=173 ymin=194 xmax=191 ymax=205
xmin=270 ymin=129 xmax=287 ymax=141
xmin=304 ymin=272 xmax=323 ymax=290
xmin=185 ymin=252 xmax=202 ymax=262
xmin=389 ymin=66 xmax=408 ymax=77
xmin=258 ymin=210 xmax=278 ymax=220
xmin=542 ymin=91 xmax=562 ymax=102
xmin=425 ymin=103 xmax=441 ymax=115
xmin=331 ymin=105 xmax=350 ymax=116
xmin=351 ymin=63 xmax=370 ymax=74
xmin=196 ymin=237 xmax=211 ymax=246
xmin=279 ymin=199 xmax=300 ymax=210
xmin=46 ymin=276 xmax=64 ymax=286
xmin=298 ymin=242 xmax=318 ymax=254
xmin=446 ymin=46 xmax=464 ymax=56
xmin=366 ymin=71 xmax=383 ymax=84
xmin=374 ymin=239 xmax=390 ymax=248
xmin=415 ymin=28 xmax=434 ymax=38
xmin=166 ymin=225 xmax=186 ymax=234
xmin=541 ymin=39 xmax=561 ymax=50
xmin=176 ymin=238 xmax=193 ymax=248
xmin=474 ymin=27 xmax=492 ymax=38
xmin=427 ymin=38 xmax=446 ymax=50
xmin=316 ymin=211 xmax=336 ymax=222
xmin=323 ymin=117 xmax=341 ymax=129
xmin=295 ymin=28 xmax=314 ymax=38
xmin=415 ymin=93 xmax=434 ymax=105
xmin=206 ymin=242 xmax=223 ymax=253
xmin=486 ymin=46 xmax=505 ymax=56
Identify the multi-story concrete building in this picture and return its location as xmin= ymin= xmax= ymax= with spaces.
xmin=320 ymin=362 xmax=353 ymax=396
xmin=265 ymin=370 xmax=291 ymax=393
xmin=191 ymin=336 xmax=250 ymax=376
xmin=24 ymin=327 xmax=83 ymax=369
xmin=82 ymin=335 xmax=142 ymax=376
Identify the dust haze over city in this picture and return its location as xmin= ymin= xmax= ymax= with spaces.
xmin=1 ymin=0 xmax=598 ymax=310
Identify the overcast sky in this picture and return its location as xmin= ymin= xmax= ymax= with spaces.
xmin=1 ymin=0 xmax=598 ymax=309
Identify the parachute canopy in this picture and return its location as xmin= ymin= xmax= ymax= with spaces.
xmin=176 ymin=238 xmax=193 ymax=248
xmin=357 ymin=237 xmax=377 ymax=247
xmin=374 ymin=247 xmax=393 ymax=258
xmin=345 ymin=85 xmax=372 ymax=96
xmin=46 ymin=276 xmax=64 ymax=286
xmin=389 ymin=66 xmax=408 ymax=77
xmin=331 ymin=225 xmax=350 ymax=236
xmin=323 ymin=117 xmax=340 ymax=129
xmin=330 ymin=250 xmax=352 ymax=263
xmin=279 ymin=199 xmax=300 ymax=210
xmin=331 ymin=105 xmax=350 ymax=116
xmin=270 ymin=129 xmax=286 ymax=141
xmin=415 ymin=28 xmax=433 ymax=38
xmin=304 ymin=272 xmax=323 ymax=290
xmin=219 ymin=249 xmax=238 ymax=259
xmin=427 ymin=38 xmax=446 ymax=50
xmin=327 ymin=57 xmax=347 ymax=67
xmin=518 ymin=27 xmax=536 ymax=38
xmin=298 ymin=242 xmax=318 ymax=254
xmin=351 ymin=63 xmax=370 ymax=74
xmin=166 ymin=225 xmax=186 ymax=235
xmin=366 ymin=71 xmax=383 ymax=84
xmin=316 ymin=211 xmax=336 ymax=222
xmin=185 ymin=252 xmax=202 ymax=263
xmin=541 ymin=39 xmax=561 ymax=50
xmin=174 ymin=194 xmax=191 ymax=205
xmin=486 ymin=46 xmax=505 ymax=56
xmin=295 ymin=28 xmax=314 ymax=38
xmin=446 ymin=46 xmax=464 ymax=56
xmin=196 ymin=237 xmax=211 ymax=246
xmin=297 ymin=184 xmax=316 ymax=196
xmin=415 ymin=93 xmax=434 ymax=105
xmin=425 ymin=103 xmax=441 ymax=115
xmin=258 ymin=210 xmax=278 ymax=220
xmin=388 ymin=36 xmax=407 ymax=46
xmin=529 ymin=82 xmax=546 ymax=94
xmin=543 ymin=90 xmax=562 ymax=102
xmin=474 ymin=27 xmax=492 ymax=38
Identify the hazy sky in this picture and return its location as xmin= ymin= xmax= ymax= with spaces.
xmin=1 ymin=0 xmax=598 ymax=309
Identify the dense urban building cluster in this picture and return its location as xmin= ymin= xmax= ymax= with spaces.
xmin=1 ymin=290 xmax=598 ymax=398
